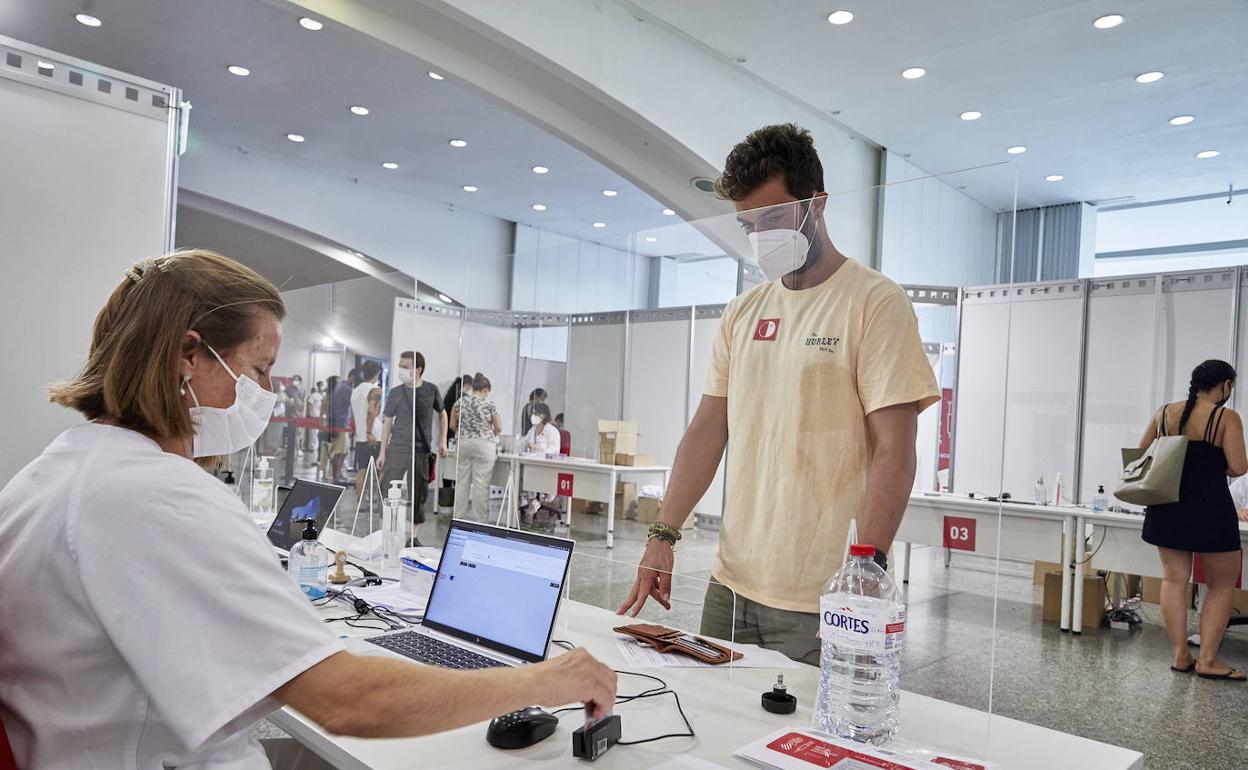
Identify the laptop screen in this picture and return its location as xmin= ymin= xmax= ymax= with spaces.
xmin=422 ymin=520 xmax=574 ymax=663
xmin=266 ymin=479 xmax=344 ymax=551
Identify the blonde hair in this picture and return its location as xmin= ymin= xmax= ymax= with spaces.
xmin=48 ymin=250 xmax=285 ymax=441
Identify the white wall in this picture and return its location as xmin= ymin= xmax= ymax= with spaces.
xmin=179 ymin=139 xmax=515 ymax=309
xmin=275 ymin=278 xmax=403 ymax=384
xmin=1097 ymin=197 xmax=1248 ymax=254
xmin=1 ymin=60 xmax=173 ymax=482
xmin=878 ymin=151 xmax=1001 ymax=286
xmin=656 ymin=257 xmax=739 ymax=308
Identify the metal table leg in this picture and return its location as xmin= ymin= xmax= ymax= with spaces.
xmin=1060 ymin=515 xmax=1074 ymax=632
xmin=1072 ymin=515 xmax=1087 ymax=634
xmin=607 ymin=468 xmax=618 ymax=548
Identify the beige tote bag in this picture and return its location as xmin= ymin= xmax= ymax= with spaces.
xmin=1114 ymin=406 xmax=1187 ymax=506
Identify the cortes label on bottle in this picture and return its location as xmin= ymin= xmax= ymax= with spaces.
xmin=820 ymin=593 xmax=906 ymax=655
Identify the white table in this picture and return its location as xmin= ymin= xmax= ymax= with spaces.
xmin=899 ymin=494 xmax=1081 ymax=631
xmin=269 ymin=599 xmax=1143 ymax=769
xmin=498 ymin=453 xmax=671 ymax=548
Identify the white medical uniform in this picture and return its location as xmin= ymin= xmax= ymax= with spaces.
xmin=1231 ymin=475 xmax=1248 ymax=510
xmin=0 ymin=423 xmax=345 ymax=769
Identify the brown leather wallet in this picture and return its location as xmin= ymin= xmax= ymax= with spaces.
xmin=613 ymin=623 xmax=743 ymax=665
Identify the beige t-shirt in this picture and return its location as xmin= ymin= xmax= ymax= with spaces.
xmin=704 ymin=259 xmax=939 ymax=613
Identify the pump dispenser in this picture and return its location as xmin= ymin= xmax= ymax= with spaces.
xmin=382 ymin=480 xmax=406 ymax=569
xmin=288 ymin=519 xmax=328 ymax=599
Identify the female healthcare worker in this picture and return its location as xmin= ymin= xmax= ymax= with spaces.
xmin=0 ymin=250 xmax=614 ymax=769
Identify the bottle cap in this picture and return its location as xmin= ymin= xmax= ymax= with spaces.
xmin=388 ymin=480 xmax=404 ymax=499
xmin=1098 ymin=485 xmax=1105 ymax=492
xmin=300 ymin=518 xmax=318 ymax=541
xmin=849 ymin=544 xmax=876 ymax=557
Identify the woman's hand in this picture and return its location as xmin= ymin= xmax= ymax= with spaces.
xmin=1237 ymin=508 xmax=1248 ymax=523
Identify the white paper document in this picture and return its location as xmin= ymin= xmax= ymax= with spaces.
xmin=734 ymin=728 xmax=987 ymax=770
xmin=615 ymin=636 xmax=802 ymax=669
xmin=346 ymin=582 xmax=427 ymax=615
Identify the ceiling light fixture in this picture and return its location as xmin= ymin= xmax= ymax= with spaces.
xmin=531 ymin=165 xmax=549 ymax=174
xmin=1006 ymin=146 xmax=1027 ymax=155
xmin=428 ymin=71 xmax=445 ymax=81
xmin=662 ymin=208 xmax=675 ymax=216
xmin=74 ymin=13 xmax=102 ymax=27
xmin=901 ymin=67 xmax=926 ymax=80
xmin=321 ymin=335 xmax=335 ymax=346
xmin=448 ymin=139 xmax=468 ymax=148
xmin=1195 ymin=150 xmax=1220 ymax=159
xmin=1169 ymin=115 xmax=1195 ymax=126
xmin=227 ymin=65 xmax=250 ymax=77
xmin=1135 ymin=71 xmax=1164 ymax=84
xmin=645 ymin=236 xmax=658 ymax=243
xmin=286 ymin=133 xmax=305 ymax=143
xmin=1093 ymin=13 xmax=1124 ymax=29
xmin=602 ymin=189 xmax=618 ymax=197
xmin=826 ymin=10 xmax=854 ymax=25
xmin=381 ymin=161 xmax=398 ymax=170
xmin=960 ymin=111 xmax=982 ymax=121
xmin=349 ymin=105 xmax=370 ymax=116
xmin=592 ymin=222 xmax=606 ymax=229
xmin=532 ymin=204 xmax=547 ymax=211
xmin=462 ymin=185 xmax=478 ymax=192
xmin=299 ymin=17 xmax=324 ymax=31
xmin=37 ymin=61 xmax=54 ymax=72
xmin=1045 ymin=174 xmax=1064 ymax=182
xmin=437 ymin=293 xmax=454 ymax=304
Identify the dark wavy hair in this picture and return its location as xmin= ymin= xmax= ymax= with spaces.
xmin=1179 ymin=359 xmax=1237 ymax=432
xmin=714 ymin=123 xmax=825 ymax=202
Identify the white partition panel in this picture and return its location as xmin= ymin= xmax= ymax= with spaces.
xmin=565 ymin=317 xmax=627 ymax=458
xmin=461 ymin=312 xmax=521 ymax=437
xmin=1237 ymin=271 xmax=1248 ymax=408
xmin=392 ymin=300 xmax=462 ymax=401
xmin=1158 ymin=271 xmax=1236 ymax=400
xmin=690 ymin=310 xmax=726 ymax=517
xmin=951 ymin=297 xmax=1011 ymax=496
xmin=624 ymin=309 xmax=692 ymax=478
xmin=914 ymin=346 xmax=942 ymax=493
xmin=1 ymin=37 xmax=179 ymax=482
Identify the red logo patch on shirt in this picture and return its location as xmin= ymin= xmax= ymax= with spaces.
xmin=753 ymin=318 xmax=781 ymax=341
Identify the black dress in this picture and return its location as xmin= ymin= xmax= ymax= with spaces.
xmin=1143 ymin=406 xmax=1242 ymax=553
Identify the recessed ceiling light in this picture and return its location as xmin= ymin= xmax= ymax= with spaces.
xmin=1045 ymin=174 xmax=1064 ymax=182
xmin=449 ymin=139 xmax=468 ymax=148
xmin=299 ymin=17 xmax=324 ymax=31
xmin=960 ymin=111 xmax=982 ymax=121
xmin=1135 ymin=71 xmax=1164 ymax=84
xmin=592 ymin=222 xmax=606 ymax=229
xmin=321 ymin=335 xmax=335 ymax=346
xmin=1169 ymin=115 xmax=1195 ymax=126
xmin=36 ymin=61 xmax=54 ymax=72
xmin=227 ymin=65 xmax=250 ymax=77
xmin=437 ymin=293 xmax=454 ymax=304
xmin=645 ymin=236 xmax=658 ymax=243
xmin=74 ymin=13 xmax=102 ymax=27
xmin=381 ymin=161 xmax=398 ymax=170
xmin=826 ymin=10 xmax=854 ymax=25
xmin=1006 ymin=146 xmax=1027 ymax=155
xmin=286 ymin=133 xmax=305 ymax=143
xmin=349 ymin=105 xmax=370 ymax=116
xmin=602 ymin=189 xmax=618 ymax=197
xmin=901 ymin=67 xmax=926 ymax=80
xmin=531 ymin=165 xmax=549 ymax=174
xmin=532 ymin=204 xmax=547 ymax=211
xmin=1093 ymin=13 xmax=1124 ymax=29
xmin=462 ymin=185 xmax=478 ymax=192
xmin=1195 ymin=150 xmax=1220 ymax=159
xmin=662 ymin=208 xmax=675 ymax=216
xmin=428 ymin=71 xmax=445 ymax=81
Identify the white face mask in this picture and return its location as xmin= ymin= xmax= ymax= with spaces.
xmin=531 ymin=415 xmax=542 ymax=426
xmin=185 ymin=344 xmax=278 ymax=458
xmin=747 ymin=203 xmax=817 ymax=281
xmin=396 ymin=367 xmax=413 ymax=386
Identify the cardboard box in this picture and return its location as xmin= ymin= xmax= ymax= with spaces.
xmin=1140 ymin=577 xmax=1204 ymax=607
xmin=636 ymin=496 xmax=662 ymax=524
xmin=571 ymin=498 xmax=604 ymax=515
xmin=1033 ymin=560 xmax=1060 ymax=586
xmin=615 ymin=482 xmax=638 ymax=519
xmin=615 ymin=453 xmax=656 ymax=467
xmin=598 ymin=420 xmax=639 ymax=435
xmin=1042 ymin=571 xmax=1107 ymax=629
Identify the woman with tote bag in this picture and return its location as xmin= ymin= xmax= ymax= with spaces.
xmin=1137 ymin=359 xmax=1248 ymax=681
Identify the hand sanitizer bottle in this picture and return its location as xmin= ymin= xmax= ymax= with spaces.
xmin=1092 ymin=485 xmax=1108 ymax=512
xmin=1034 ymin=476 xmax=1047 ymax=506
xmin=383 ymin=480 xmax=405 ymax=570
xmin=288 ymin=519 xmax=328 ymax=599
xmin=1054 ymin=473 xmax=1064 ymax=507
xmin=253 ymin=456 xmax=274 ymax=515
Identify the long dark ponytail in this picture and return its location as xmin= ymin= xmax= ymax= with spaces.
xmin=1178 ymin=359 xmax=1237 ymax=432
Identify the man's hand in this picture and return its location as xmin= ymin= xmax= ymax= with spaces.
xmin=377 ymin=450 xmax=386 ymax=470
xmin=438 ymin=442 xmax=449 ymax=459
xmin=529 ymin=648 xmax=618 ymax=720
xmin=616 ymin=539 xmax=674 ymax=617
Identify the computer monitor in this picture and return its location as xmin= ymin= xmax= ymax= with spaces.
xmin=266 ymin=479 xmax=345 ymax=552
xmin=422 ymin=520 xmax=574 ymax=663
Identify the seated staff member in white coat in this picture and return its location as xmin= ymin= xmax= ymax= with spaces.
xmin=0 ymin=250 xmax=615 ymax=770
xmin=1230 ymin=474 xmax=1248 ymax=522
xmin=524 ymin=402 xmax=561 ymax=456
xmin=618 ymin=124 xmax=940 ymax=664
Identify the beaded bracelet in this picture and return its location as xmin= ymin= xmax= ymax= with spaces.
xmin=647 ymin=522 xmax=682 ymax=549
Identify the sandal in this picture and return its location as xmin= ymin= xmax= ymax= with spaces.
xmin=1171 ymin=661 xmax=1196 ymax=673
xmin=1196 ymin=668 xmax=1247 ymax=681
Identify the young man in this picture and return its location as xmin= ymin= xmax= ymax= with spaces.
xmin=379 ymin=351 xmax=448 ymax=524
xmin=351 ymin=361 xmax=383 ymax=498
xmin=327 ymin=371 xmax=354 ymax=484
xmin=617 ymin=124 xmax=939 ymax=664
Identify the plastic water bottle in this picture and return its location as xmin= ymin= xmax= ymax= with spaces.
xmin=1092 ymin=485 xmax=1108 ymax=512
xmin=382 ymin=480 xmax=406 ymax=569
xmin=253 ymin=456 xmax=274 ymax=515
xmin=288 ymin=519 xmax=328 ymax=599
xmin=814 ymin=543 xmax=906 ymax=745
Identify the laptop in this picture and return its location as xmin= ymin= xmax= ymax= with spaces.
xmin=355 ymin=519 xmax=575 ymax=669
xmin=266 ymin=478 xmax=345 ymax=555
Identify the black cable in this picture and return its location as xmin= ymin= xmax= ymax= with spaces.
xmin=615 ymin=689 xmax=695 ymax=745
xmin=1073 ymin=528 xmax=1108 ymax=565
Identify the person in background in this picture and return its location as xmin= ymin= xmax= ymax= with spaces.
xmin=520 ymin=388 xmax=548 ymax=432
xmin=450 ymin=373 xmax=502 ymax=520
xmin=617 ymin=124 xmax=939 ymax=664
xmin=554 ymin=413 xmax=565 ymax=431
xmin=288 ymin=375 xmax=306 ymax=453
xmin=0 ymin=250 xmax=615 ymax=769
xmin=1139 ymin=359 xmax=1247 ymax=681
xmin=1229 ymin=474 xmax=1248 ymax=522
xmin=306 ymin=380 xmax=324 ymax=452
xmin=318 ymin=376 xmax=339 ymax=480
xmin=443 ymin=373 xmax=473 ymax=492
xmin=379 ymin=351 xmax=448 ymax=525
xmin=524 ymin=402 xmax=560 ymax=456
xmin=351 ymin=361 xmax=383 ymax=499
xmin=327 ymin=371 xmax=353 ymax=484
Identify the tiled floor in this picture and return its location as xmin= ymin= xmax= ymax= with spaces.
xmin=266 ymin=470 xmax=1248 ymax=769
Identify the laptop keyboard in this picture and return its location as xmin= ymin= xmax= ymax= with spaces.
xmin=366 ymin=630 xmax=508 ymax=670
